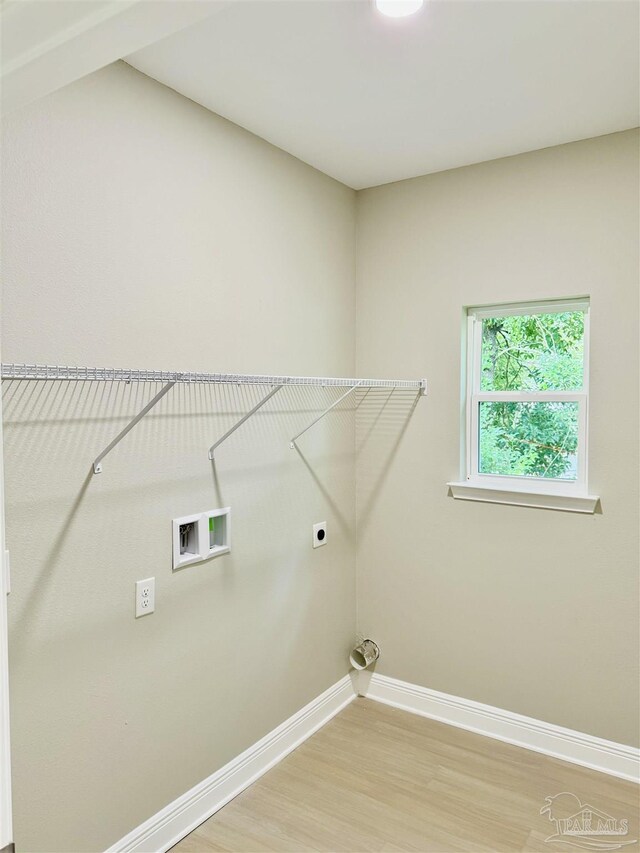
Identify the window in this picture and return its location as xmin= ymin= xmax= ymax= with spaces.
xmin=449 ymin=298 xmax=598 ymax=512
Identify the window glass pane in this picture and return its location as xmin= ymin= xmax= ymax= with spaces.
xmin=480 ymin=311 xmax=584 ymax=391
xmin=479 ymin=401 xmax=579 ymax=480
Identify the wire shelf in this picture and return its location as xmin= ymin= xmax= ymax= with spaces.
xmin=1 ymin=363 xmax=427 ymax=473
xmin=1 ymin=363 xmax=425 ymax=392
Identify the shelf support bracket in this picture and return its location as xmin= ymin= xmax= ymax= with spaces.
xmin=93 ymin=381 xmax=176 ymax=473
xmin=209 ymin=385 xmax=283 ymax=460
xmin=290 ymin=382 xmax=363 ymax=449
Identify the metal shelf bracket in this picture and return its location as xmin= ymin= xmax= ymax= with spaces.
xmin=93 ymin=381 xmax=176 ymax=473
xmin=290 ymin=382 xmax=363 ymax=449
xmin=209 ymin=385 xmax=283 ymax=460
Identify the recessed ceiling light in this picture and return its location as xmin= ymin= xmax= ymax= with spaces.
xmin=375 ymin=0 xmax=424 ymax=18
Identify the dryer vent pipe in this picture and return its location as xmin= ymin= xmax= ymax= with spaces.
xmin=349 ymin=639 xmax=380 ymax=670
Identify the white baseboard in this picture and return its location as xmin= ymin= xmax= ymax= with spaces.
xmin=360 ymin=672 xmax=640 ymax=784
xmin=107 ymin=674 xmax=357 ymax=853
xmin=108 ymin=670 xmax=638 ymax=853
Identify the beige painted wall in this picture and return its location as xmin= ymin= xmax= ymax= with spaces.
xmin=1 ymin=61 xmax=356 ymax=852
xmin=356 ymin=130 xmax=639 ymax=748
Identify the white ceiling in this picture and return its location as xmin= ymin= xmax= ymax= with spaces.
xmin=127 ymin=0 xmax=639 ymax=189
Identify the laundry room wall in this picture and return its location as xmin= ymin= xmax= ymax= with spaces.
xmin=355 ymin=130 xmax=640 ymax=748
xmin=1 ymin=60 xmax=357 ymax=852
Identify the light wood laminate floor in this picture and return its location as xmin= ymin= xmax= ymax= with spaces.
xmin=173 ymin=698 xmax=639 ymax=852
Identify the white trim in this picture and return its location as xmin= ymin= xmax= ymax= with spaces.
xmin=106 ymin=674 xmax=357 ymax=853
xmin=447 ymin=481 xmax=599 ymax=513
xmin=361 ymin=673 xmax=639 ymax=783
xmin=469 ymin=297 xmax=590 ymax=320
xmin=0 ymin=317 xmax=12 ymax=849
xmin=473 ymin=392 xmax=586 ymax=402
xmin=106 ymin=670 xmax=638 ymax=853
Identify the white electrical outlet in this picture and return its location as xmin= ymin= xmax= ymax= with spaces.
xmin=135 ymin=577 xmax=155 ymax=618
xmin=313 ymin=521 xmax=327 ymax=548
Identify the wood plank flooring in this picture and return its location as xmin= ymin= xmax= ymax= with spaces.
xmin=172 ymin=698 xmax=639 ymax=852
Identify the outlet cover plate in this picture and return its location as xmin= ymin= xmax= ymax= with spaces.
xmin=135 ymin=577 xmax=155 ymax=618
xmin=313 ymin=521 xmax=327 ymax=548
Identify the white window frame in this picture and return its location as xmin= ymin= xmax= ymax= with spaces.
xmin=0 ymin=332 xmax=12 ymax=852
xmin=449 ymin=298 xmax=599 ymax=513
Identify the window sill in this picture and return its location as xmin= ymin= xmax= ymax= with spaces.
xmin=447 ymin=482 xmax=600 ymax=514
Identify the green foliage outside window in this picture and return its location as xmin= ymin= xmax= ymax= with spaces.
xmin=479 ymin=311 xmax=584 ymax=479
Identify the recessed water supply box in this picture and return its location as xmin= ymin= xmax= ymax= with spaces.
xmin=172 ymin=507 xmax=231 ymax=570
xmin=172 ymin=513 xmax=202 ymax=570
xmin=204 ymin=507 xmax=231 ymax=559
